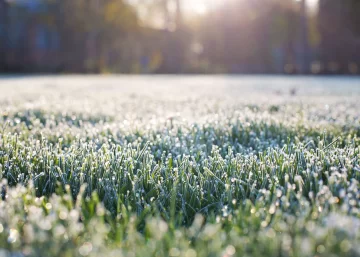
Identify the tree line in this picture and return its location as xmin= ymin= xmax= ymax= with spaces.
xmin=0 ymin=0 xmax=359 ymax=74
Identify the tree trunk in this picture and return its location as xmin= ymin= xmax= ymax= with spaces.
xmin=0 ymin=0 xmax=8 ymax=71
xmin=175 ymin=0 xmax=182 ymax=30
xmin=299 ymin=0 xmax=309 ymax=74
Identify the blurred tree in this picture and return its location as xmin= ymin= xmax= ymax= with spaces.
xmin=318 ymin=0 xmax=360 ymax=73
xmin=159 ymin=0 xmax=188 ymax=73
xmin=342 ymin=0 xmax=360 ymax=37
xmin=54 ymin=0 xmax=138 ymax=72
xmin=299 ymin=0 xmax=309 ymax=73
xmin=198 ymin=0 xmax=303 ymax=73
xmin=131 ymin=0 xmax=188 ymax=73
xmin=0 ymin=0 xmax=8 ymax=70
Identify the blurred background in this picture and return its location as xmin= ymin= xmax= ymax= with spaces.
xmin=0 ymin=0 xmax=359 ymax=75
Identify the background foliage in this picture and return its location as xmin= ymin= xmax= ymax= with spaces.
xmin=0 ymin=0 xmax=359 ymax=74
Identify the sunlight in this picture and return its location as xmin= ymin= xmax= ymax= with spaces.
xmin=193 ymin=2 xmax=207 ymax=15
xmin=185 ymin=0 xmax=319 ymax=15
xmin=184 ymin=0 xmax=221 ymax=15
xmin=294 ymin=0 xmax=319 ymax=9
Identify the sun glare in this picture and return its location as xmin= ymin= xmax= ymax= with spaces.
xmin=185 ymin=0 xmax=318 ymax=15
xmin=193 ymin=2 xmax=207 ymax=15
xmin=185 ymin=0 xmax=220 ymax=15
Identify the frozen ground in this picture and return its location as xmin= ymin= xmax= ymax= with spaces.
xmin=0 ymin=75 xmax=359 ymax=257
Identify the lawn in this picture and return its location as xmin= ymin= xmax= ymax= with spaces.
xmin=0 ymin=76 xmax=359 ymax=257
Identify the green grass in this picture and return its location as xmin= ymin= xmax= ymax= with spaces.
xmin=0 ymin=76 xmax=359 ymax=257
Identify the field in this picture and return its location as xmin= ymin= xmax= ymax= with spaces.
xmin=0 ymin=75 xmax=359 ymax=257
